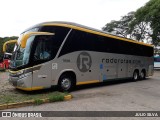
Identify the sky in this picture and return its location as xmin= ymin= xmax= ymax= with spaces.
xmin=0 ymin=0 xmax=150 ymax=37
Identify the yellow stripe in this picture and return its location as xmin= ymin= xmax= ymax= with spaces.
xmin=76 ymin=80 xmax=100 ymax=85
xmin=42 ymin=23 xmax=153 ymax=47
xmin=16 ymin=86 xmax=44 ymax=91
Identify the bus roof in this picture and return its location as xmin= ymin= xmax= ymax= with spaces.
xmin=23 ymin=21 xmax=153 ymax=47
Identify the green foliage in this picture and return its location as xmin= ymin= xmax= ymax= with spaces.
xmin=134 ymin=0 xmax=160 ymax=46
xmin=0 ymin=36 xmax=18 ymax=59
xmin=34 ymin=99 xmax=44 ymax=105
xmin=102 ymin=12 xmax=135 ymax=38
xmin=102 ymin=0 xmax=160 ymax=46
xmin=48 ymin=94 xmax=64 ymax=102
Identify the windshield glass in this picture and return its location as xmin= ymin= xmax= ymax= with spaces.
xmin=10 ymin=36 xmax=35 ymax=68
xmin=3 ymin=53 xmax=12 ymax=60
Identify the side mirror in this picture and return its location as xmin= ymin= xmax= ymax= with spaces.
xmin=3 ymin=40 xmax=17 ymax=53
xmin=21 ymin=32 xmax=55 ymax=48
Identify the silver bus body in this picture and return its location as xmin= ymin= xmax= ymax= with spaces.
xmin=8 ymin=22 xmax=154 ymax=91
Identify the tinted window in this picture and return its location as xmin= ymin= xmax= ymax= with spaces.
xmin=154 ymin=57 xmax=160 ymax=62
xmin=29 ymin=26 xmax=70 ymax=66
xmin=59 ymin=29 xmax=153 ymax=57
xmin=33 ymin=35 xmax=52 ymax=62
xmin=39 ymin=26 xmax=70 ymax=58
xmin=59 ymin=30 xmax=94 ymax=56
xmin=40 ymin=26 xmax=70 ymax=48
xmin=4 ymin=54 xmax=11 ymax=59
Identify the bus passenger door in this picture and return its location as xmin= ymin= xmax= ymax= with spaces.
xmin=32 ymin=62 xmax=52 ymax=89
xmin=117 ymin=58 xmax=128 ymax=79
xmin=31 ymin=35 xmax=54 ymax=89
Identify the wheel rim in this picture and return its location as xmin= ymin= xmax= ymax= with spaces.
xmin=134 ymin=72 xmax=138 ymax=80
xmin=61 ymin=78 xmax=71 ymax=90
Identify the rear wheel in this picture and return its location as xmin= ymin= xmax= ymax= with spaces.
xmin=140 ymin=70 xmax=146 ymax=80
xmin=133 ymin=70 xmax=139 ymax=81
xmin=58 ymin=74 xmax=75 ymax=92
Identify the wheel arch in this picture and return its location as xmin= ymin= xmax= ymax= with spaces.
xmin=56 ymin=69 xmax=77 ymax=85
xmin=134 ymin=69 xmax=140 ymax=75
xmin=141 ymin=68 xmax=146 ymax=73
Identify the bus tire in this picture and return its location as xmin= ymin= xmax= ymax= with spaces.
xmin=58 ymin=74 xmax=75 ymax=92
xmin=140 ymin=70 xmax=146 ymax=80
xmin=132 ymin=70 xmax=139 ymax=81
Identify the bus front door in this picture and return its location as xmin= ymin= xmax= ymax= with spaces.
xmin=32 ymin=62 xmax=52 ymax=90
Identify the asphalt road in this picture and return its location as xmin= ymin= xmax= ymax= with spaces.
xmin=1 ymin=70 xmax=160 ymax=120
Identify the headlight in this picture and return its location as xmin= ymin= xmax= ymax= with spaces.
xmin=17 ymin=80 xmax=25 ymax=87
xmin=19 ymin=72 xmax=32 ymax=79
xmin=19 ymin=74 xmax=25 ymax=79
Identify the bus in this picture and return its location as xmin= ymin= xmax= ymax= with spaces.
xmin=0 ymin=53 xmax=12 ymax=70
xmin=8 ymin=21 xmax=154 ymax=91
xmin=154 ymin=56 xmax=160 ymax=69
xmin=0 ymin=40 xmax=17 ymax=70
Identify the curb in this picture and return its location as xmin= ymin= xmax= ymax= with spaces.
xmin=0 ymin=95 xmax=72 ymax=110
xmin=64 ymin=95 xmax=72 ymax=100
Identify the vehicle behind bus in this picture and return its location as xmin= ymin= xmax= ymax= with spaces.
xmin=0 ymin=53 xmax=12 ymax=70
xmin=0 ymin=57 xmax=4 ymax=70
xmin=154 ymin=56 xmax=160 ymax=69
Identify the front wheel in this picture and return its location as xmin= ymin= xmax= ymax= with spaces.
xmin=58 ymin=75 xmax=74 ymax=92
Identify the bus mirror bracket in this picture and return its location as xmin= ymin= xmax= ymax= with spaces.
xmin=3 ymin=40 xmax=17 ymax=53
xmin=21 ymin=32 xmax=55 ymax=48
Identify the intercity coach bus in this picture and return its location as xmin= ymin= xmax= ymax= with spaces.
xmin=8 ymin=21 xmax=154 ymax=91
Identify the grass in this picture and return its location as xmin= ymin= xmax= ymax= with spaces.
xmin=34 ymin=99 xmax=44 ymax=105
xmin=0 ymin=72 xmax=70 ymax=105
xmin=48 ymin=94 xmax=64 ymax=102
xmin=0 ymin=89 xmax=69 ymax=105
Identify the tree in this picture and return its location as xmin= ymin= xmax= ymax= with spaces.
xmin=102 ymin=0 xmax=160 ymax=46
xmin=102 ymin=12 xmax=135 ymax=38
xmin=131 ymin=0 xmax=160 ymax=46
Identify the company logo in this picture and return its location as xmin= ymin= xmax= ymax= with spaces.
xmin=1 ymin=112 xmax=42 ymax=118
xmin=77 ymin=52 xmax=92 ymax=72
xmin=52 ymin=63 xmax=58 ymax=69
xmin=2 ymin=112 xmax=11 ymax=117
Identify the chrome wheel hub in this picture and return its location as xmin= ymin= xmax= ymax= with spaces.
xmin=61 ymin=78 xmax=71 ymax=90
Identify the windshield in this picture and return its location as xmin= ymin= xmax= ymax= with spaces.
xmin=10 ymin=36 xmax=35 ymax=68
xmin=3 ymin=53 xmax=12 ymax=60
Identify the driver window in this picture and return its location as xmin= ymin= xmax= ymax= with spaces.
xmin=33 ymin=35 xmax=52 ymax=61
